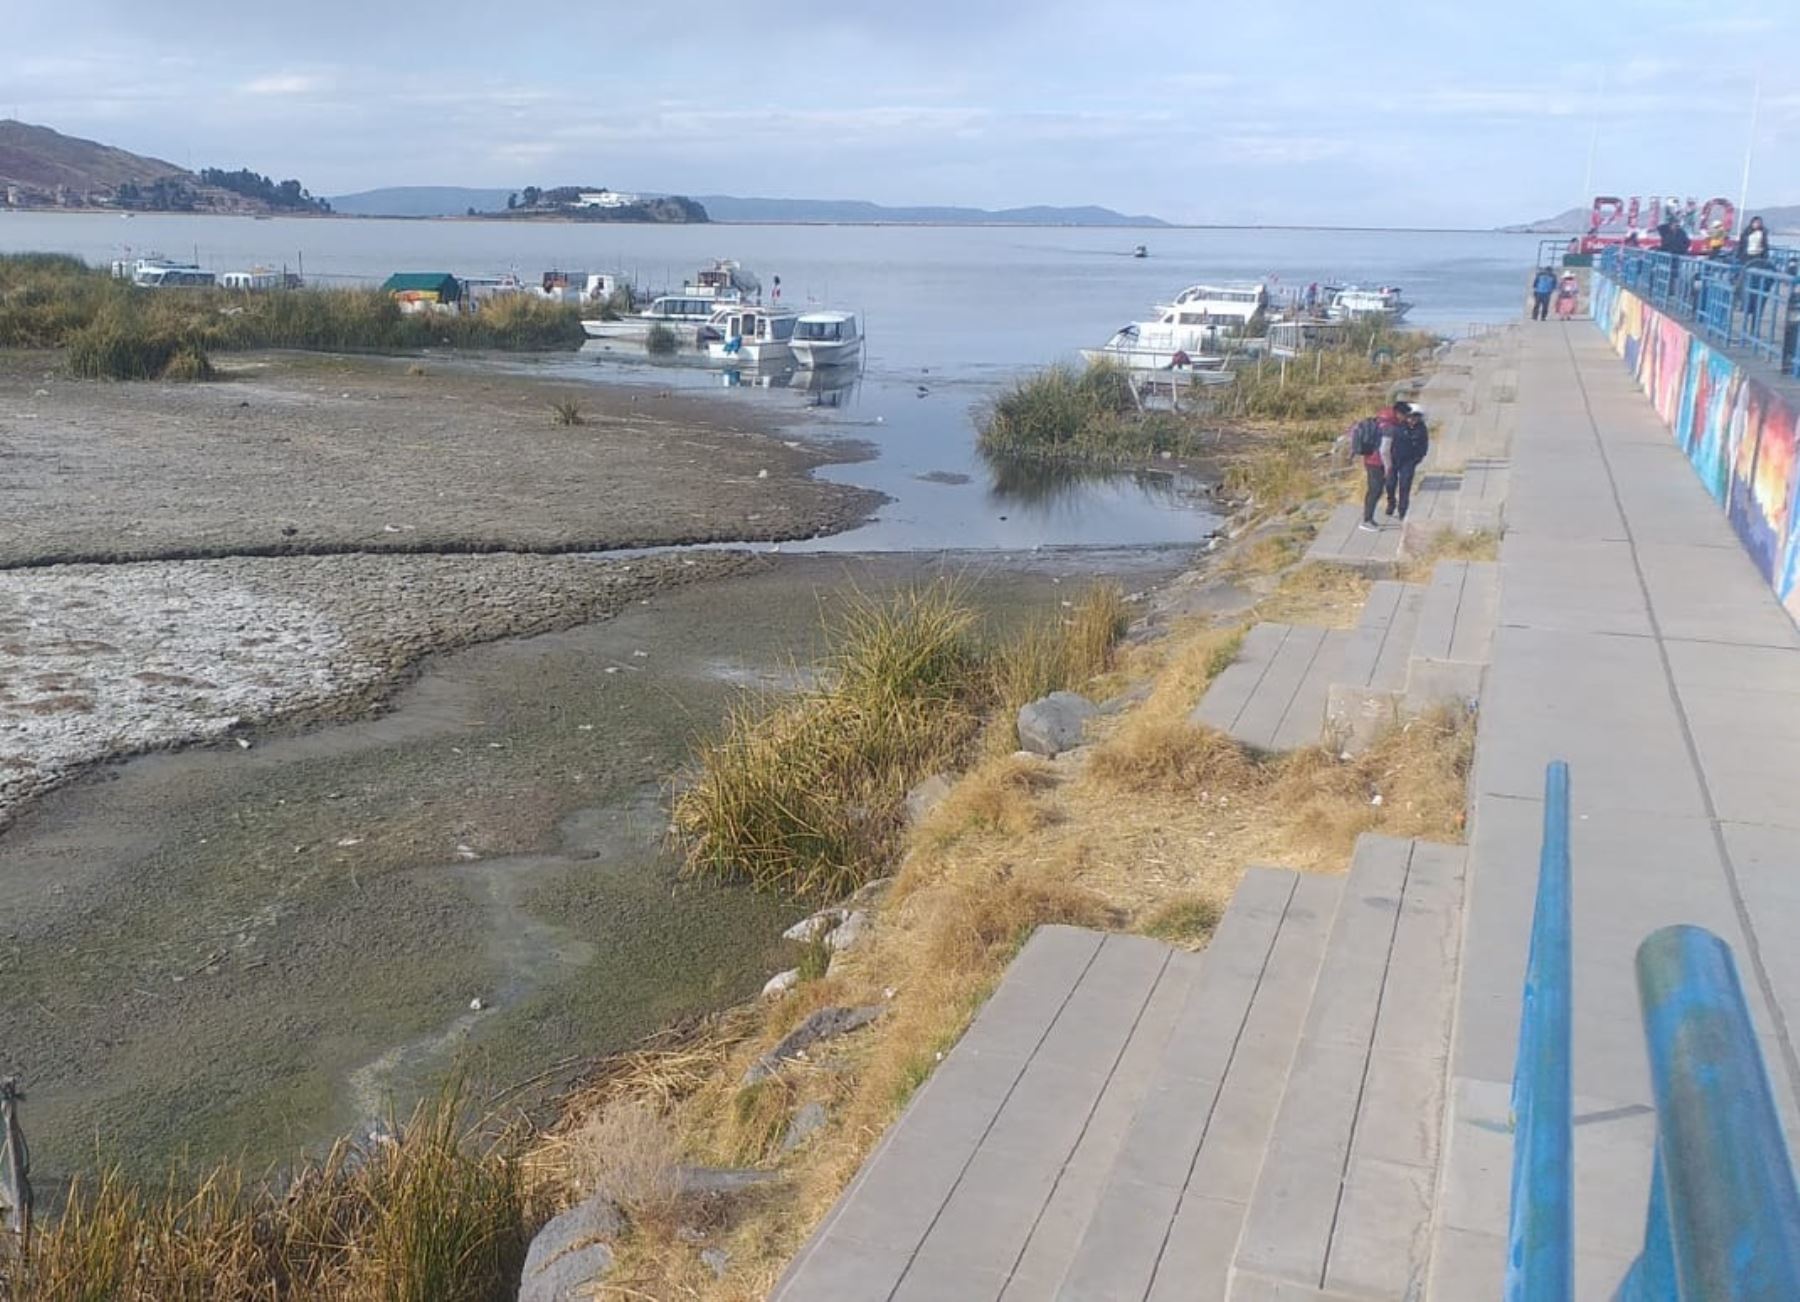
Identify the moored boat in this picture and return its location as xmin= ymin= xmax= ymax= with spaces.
xmin=1323 ymin=285 xmax=1411 ymax=321
xmin=788 ymin=310 xmax=862 ymax=367
xmin=1081 ymin=281 xmax=1266 ymax=371
xmin=582 ymin=292 xmax=727 ymax=341
xmin=703 ymin=304 xmax=799 ymax=365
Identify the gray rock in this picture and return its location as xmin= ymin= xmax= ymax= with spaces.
xmin=903 ymin=773 xmax=954 ymax=826
xmin=782 ymin=908 xmax=844 ymax=943
xmin=825 ymin=909 xmax=870 ymax=953
xmin=761 ymin=968 xmax=801 ymax=998
xmin=519 ymin=1194 xmax=623 ymax=1302
xmin=1016 ymin=691 xmax=1098 ymax=757
xmin=677 ymin=1165 xmax=780 ymax=1195
xmin=742 ymin=1004 xmax=885 ymax=1086
xmin=845 ymin=875 xmax=894 ymax=910
xmin=701 ymin=1246 xmax=731 ymax=1279
xmin=1097 ymin=681 xmax=1153 ymax=716
xmin=781 ymin=1101 xmax=829 ymax=1153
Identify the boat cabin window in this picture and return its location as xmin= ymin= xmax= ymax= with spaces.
xmin=797 ymin=319 xmax=843 ymax=341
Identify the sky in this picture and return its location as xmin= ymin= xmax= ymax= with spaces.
xmin=5 ymin=0 xmax=1800 ymax=227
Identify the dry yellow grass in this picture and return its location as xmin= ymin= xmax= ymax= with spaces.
xmin=1396 ymin=528 xmax=1501 ymax=582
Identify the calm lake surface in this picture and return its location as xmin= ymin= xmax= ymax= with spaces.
xmin=0 ymin=214 xmax=1544 ymax=550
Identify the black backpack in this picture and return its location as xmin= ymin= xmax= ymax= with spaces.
xmin=1351 ymin=417 xmax=1383 ymax=456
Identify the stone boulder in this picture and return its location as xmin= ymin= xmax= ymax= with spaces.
xmin=904 ymin=773 xmax=954 ymax=826
xmin=781 ymin=1100 xmax=829 ymax=1153
xmin=742 ymin=1005 xmax=885 ymax=1086
xmin=518 ymin=1194 xmax=623 ymax=1302
xmin=826 ymin=910 xmax=870 ymax=953
xmin=1016 ymin=691 xmax=1098 ymax=757
xmin=762 ymin=968 xmax=801 ymax=998
xmin=782 ymin=908 xmax=845 ymax=943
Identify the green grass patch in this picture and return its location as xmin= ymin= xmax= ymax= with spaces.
xmin=1142 ymin=894 xmax=1224 ymax=945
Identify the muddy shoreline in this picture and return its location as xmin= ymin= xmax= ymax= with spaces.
xmin=0 ymin=349 xmax=883 ymax=567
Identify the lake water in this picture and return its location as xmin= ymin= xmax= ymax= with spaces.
xmin=0 ymin=214 xmax=1544 ymax=550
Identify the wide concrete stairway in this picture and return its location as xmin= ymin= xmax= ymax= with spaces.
xmin=773 ymin=838 xmax=1468 ymax=1302
xmin=1192 ymin=560 xmax=1499 ymax=755
xmin=1306 ymin=332 xmax=1518 ymax=574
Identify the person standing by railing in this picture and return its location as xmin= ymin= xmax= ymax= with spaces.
xmin=1530 ymin=266 xmax=1556 ymax=321
xmin=1740 ymin=216 xmax=1773 ymax=336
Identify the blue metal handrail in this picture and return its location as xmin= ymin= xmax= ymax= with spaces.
xmin=1599 ymin=246 xmax=1800 ymax=379
xmin=1507 ymin=761 xmax=1574 ymax=1300
xmin=1504 ymin=760 xmax=1800 ymax=1299
xmin=1618 ymin=927 xmax=1800 ymax=1300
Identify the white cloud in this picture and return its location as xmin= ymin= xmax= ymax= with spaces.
xmin=239 ymin=72 xmax=322 ymax=96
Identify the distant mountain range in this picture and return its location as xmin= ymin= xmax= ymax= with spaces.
xmin=1504 ymin=203 xmax=1800 ymax=235
xmin=0 ymin=119 xmax=325 ymax=213
xmin=328 ymin=185 xmax=1167 ymax=227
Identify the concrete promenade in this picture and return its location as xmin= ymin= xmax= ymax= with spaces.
xmin=771 ymin=320 xmax=1800 ymax=1301
xmin=1432 ymin=322 xmax=1800 ymax=1297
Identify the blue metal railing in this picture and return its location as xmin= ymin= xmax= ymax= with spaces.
xmin=1507 ymin=760 xmax=1574 ymax=1300
xmin=1505 ymin=761 xmax=1800 ymax=1300
xmin=1600 ymin=246 xmax=1800 ymax=380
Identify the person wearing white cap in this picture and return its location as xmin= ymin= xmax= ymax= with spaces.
xmin=1385 ymin=402 xmax=1430 ymax=520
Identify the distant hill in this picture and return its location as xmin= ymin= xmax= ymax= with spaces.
xmin=1505 ymin=203 xmax=1800 ymax=235
xmin=693 ymin=196 xmax=1168 ymax=226
xmin=328 ymin=185 xmax=1165 ymax=227
xmin=0 ymin=119 xmax=325 ymax=213
xmin=329 ymin=186 xmax=516 ymax=217
xmin=0 ymin=119 xmax=185 ymax=192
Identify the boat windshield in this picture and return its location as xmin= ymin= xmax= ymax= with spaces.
xmin=796 ymin=319 xmax=844 ymax=341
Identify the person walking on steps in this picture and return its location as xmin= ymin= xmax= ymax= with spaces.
xmin=1351 ymin=409 xmax=1396 ymax=533
xmin=1386 ymin=402 xmax=1430 ymax=519
xmin=1530 ymin=266 xmax=1556 ymax=321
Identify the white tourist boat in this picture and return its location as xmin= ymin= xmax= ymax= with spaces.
xmin=582 ymin=292 xmax=729 ymax=341
xmin=788 ymin=310 xmax=862 ymax=368
xmin=581 ymin=259 xmax=760 ymax=340
xmin=1080 ymin=282 xmax=1266 ymax=371
xmin=1323 ymin=285 xmax=1411 ymax=322
xmin=703 ymin=304 xmax=799 ymax=365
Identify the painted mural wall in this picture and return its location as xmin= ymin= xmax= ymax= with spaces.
xmin=1592 ymin=276 xmax=1800 ymax=615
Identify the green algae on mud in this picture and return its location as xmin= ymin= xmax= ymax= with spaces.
xmin=0 ymin=550 xmax=1187 ymax=1188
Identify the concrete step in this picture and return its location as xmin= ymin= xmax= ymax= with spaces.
xmin=1397 ymin=474 xmax=1464 ymax=554
xmin=1454 ymin=459 xmax=1509 ymax=537
xmin=1053 ymin=868 xmax=1344 ymax=1302
xmin=1404 ymin=561 xmax=1501 ymax=714
xmin=1192 ymin=622 xmax=1348 ymax=753
xmin=1305 ymin=504 xmax=1403 ymax=577
xmin=1230 ymin=836 xmax=1468 ymax=1301
xmin=1324 ymin=582 xmax=1426 ymax=752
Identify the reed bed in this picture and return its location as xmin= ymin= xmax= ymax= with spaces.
xmin=0 ymin=1086 xmax=538 ymax=1302
xmin=0 ymin=253 xmax=587 ymax=380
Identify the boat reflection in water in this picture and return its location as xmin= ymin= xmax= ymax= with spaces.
xmin=717 ymin=361 xmax=861 ymax=408
xmin=980 ymin=449 xmax=1209 ymax=516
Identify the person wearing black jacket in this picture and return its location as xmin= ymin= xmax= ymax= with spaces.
xmin=1658 ymin=217 xmax=1690 ymax=257
xmin=1385 ymin=402 xmax=1430 ymax=519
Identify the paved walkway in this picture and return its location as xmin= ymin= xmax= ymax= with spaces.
xmin=1434 ymin=322 xmax=1800 ymax=1298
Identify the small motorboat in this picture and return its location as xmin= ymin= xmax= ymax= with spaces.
xmin=1133 ymin=244 xmax=1148 ymax=259
xmin=704 ymin=304 xmax=799 ymax=365
xmin=789 ymin=310 xmax=863 ymax=368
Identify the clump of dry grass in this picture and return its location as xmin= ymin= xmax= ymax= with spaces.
xmin=1 ymin=1085 xmax=536 ymax=1302
xmin=918 ymin=752 xmax=1058 ymax=849
xmin=673 ymin=582 xmax=1131 ymax=901
xmin=568 ymin=1099 xmax=684 ymax=1229
xmin=1396 ymin=528 xmax=1500 ymax=581
xmin=1254 ymin=562 xmax=1373 ymax=628
xmin=1087 ymin=716 xmax=1264 ymax=795
xmin=1141 ymin=894 xmax=1223 ymax=946
xmin=1221 ymin=431 xmax=1330 ymax=512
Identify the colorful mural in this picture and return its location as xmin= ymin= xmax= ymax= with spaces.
xmin=1592 ymin=277 xmax=1800 ymax=618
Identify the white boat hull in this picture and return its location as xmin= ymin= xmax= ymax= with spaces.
xmin=1080 ymin=344 xmax=1229 ymax=374
xmin=582 ymin=317 xmax=652 ymax=341
xmin=789 ymin=338 xmax=862 ymax=368
xmin=707 ymin=339 xmax=792 ymax=365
